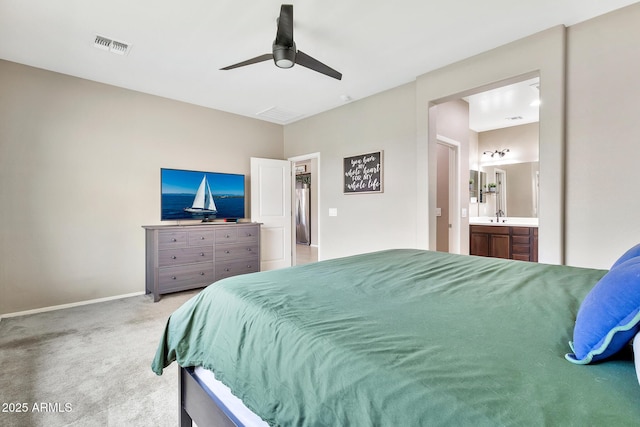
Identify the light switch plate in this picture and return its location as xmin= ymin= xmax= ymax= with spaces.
xmin=329 ymin=208 xmax=338 ymax=217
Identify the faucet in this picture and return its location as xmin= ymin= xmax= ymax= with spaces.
xmin=496 ymin=209 xmax=505 ymax=222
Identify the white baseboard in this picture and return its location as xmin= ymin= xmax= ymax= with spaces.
xmin=0 ymin=291 xmax=146 ymax=320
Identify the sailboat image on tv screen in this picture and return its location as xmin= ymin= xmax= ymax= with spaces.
xmin=184 ymin=175 xmax=217 ymax=215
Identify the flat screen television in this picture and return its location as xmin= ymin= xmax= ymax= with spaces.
xmin=161 ymin=168 xmax=245 ymax=221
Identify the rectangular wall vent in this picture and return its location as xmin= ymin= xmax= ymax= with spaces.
xmin=256 ymin=106 xmax=303 ymax=124
xmin=94 ymin=35 xmax=132 ymax=56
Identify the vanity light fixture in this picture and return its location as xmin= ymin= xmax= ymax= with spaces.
xmin=483 ymin=149 xmax=510 ymax=158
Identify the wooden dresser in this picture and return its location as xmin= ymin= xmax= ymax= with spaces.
xmin=143 ymin=223 xmax=261 ymax=301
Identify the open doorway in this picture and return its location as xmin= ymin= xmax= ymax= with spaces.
xmin=433 ymin=75 xmax=540 ymax=255
xmin=289 ymin=153 xmax=320 ymax=265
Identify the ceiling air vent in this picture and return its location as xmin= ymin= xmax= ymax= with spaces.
xmin=94 ymin=35 xmax=132 ymax=56
xmin=256 ymin=106 xmax=303 ymax=124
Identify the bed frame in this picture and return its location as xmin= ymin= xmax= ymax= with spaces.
xmin=179 ymin=366 xmax=242 ymax=427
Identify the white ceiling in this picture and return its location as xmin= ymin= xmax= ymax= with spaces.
xmin=467 ymin=77 xmax=540 ymax=132
xmin=0 ymin=1 xmax=637 ymax=126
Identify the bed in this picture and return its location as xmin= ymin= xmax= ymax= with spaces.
xmin=152 ymin=249 xmax=640 ymax=426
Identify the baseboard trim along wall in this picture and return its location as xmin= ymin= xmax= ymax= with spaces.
xmin=0 ymin=291 xmax=146 ymax=321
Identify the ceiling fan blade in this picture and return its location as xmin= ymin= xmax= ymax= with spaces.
xmin=295 ymin=50 xmax=342 ymax=80
xmin=220 ymin=54 xmax=273 ymax=70
xmin=275 ymin=4 xmax=294 ymax=47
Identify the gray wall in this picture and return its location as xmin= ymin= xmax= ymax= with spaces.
xmin=417 ymin=25 xmax=565 ymax=264
xmin=434 ymin=99 xmax=471 ymax=254
xmin=479 ymin=123 xmax=539 ymax=164
xmin=286 ymin=2 xmax=640 ymax=269
xmin=4 ymin=2 xmax=640 ymax=314
xmin=284 ymin=83 xmax=418 ymax=260
xmin=0 ymin=60 xmax=283 ymax=315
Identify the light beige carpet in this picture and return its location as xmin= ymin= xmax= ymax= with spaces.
xmin=0 ymin=290 xmax=199 ymax=427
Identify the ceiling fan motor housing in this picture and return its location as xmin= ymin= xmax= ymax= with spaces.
xmin=273 ymin=41 xmax=296 ymax=68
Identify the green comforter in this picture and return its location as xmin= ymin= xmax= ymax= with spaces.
xmin=152 ymin=249 xmax=640 ymax=426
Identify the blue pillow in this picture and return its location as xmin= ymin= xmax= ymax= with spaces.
xmin=611 ymin=243 xmax=640 ymax=269
xmin=566 ymin=257 xmax=640 ymax=364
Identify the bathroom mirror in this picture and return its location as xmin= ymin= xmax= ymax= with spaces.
xmin=490 ymin=162 xmax=539 ymax=217
xmin=469 ymin=170 xmax=486 ymax=203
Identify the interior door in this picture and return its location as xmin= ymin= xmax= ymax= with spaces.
xmin=436 ymin=143 xmax=450 ymax=252
xmin=250 ymin=157 xmax=292 ymax=270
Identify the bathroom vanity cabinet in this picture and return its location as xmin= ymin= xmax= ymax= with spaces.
xmin=470 ymin=225 xmax=538 ymax=262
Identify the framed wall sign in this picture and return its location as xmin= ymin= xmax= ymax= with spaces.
xmin=343 ymin=151 xmax=384 ymax=194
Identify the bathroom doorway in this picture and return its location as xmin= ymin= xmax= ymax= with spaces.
xmin=432 ymin=75 xmax=540 ymax=255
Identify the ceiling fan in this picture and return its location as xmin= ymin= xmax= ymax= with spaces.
xmin=220 ymin=4 xmax=342 ymax=80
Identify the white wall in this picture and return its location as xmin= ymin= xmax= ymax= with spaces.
xmin=0 ymin=60 xmax=283 ymax=315
xmin=565 ymin=5 xmax=640 ymax=268
xmin=284 ymin=83 xmax=418 ymax=260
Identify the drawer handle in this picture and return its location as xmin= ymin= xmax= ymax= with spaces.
xmin=246 ymin=233 xmax=252 ymax=237
xmin=171 ymin=276 xmax=177 ymax=280
xmin=247 ymin=264 xmax=252 ymax=268
xmin=171 ymin=256 xmax=177 ymax=260
xmin=200 ymin=236 xmax=205 ymax=240
xmin=200 ymin=252 xmax=205 ymax=256
xmin=225 ymin=268 xmax=230 ymax=272
xmin=225 ymin=234 xmax=231 ymax=238
xmin=200 ymin=272 xmax=205 ymax=276
xmin=172 ymin=238 xmax=177 ymax=242
xmin=246 ymin=248 xmax=252 ymax=252
xmin=225 ymin=250 xmax=231 ymax=254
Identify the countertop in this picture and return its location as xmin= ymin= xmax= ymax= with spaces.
xmin=469 ymin=217 xmax=538 ymax=227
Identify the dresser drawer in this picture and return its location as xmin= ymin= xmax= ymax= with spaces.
xmin=512 ymin=244 xmax=531 ymax=254
xmin=215 ymin=228 xmax=237 ymax=243
xmin=512 ymin=235 xmax=530 ymax=245
xmin=511 ymin=227 xmax=531 ymax=236
xmin=158 ymin=263 xmax=214 ymax=291
xmin=216 ymin=243 xmax=259 ymax=261
xmin=512 ymin=253 xmax=531 ymax=262
xmin=188 ymin=230 xmax=214 ymax=246
xmin=158 ymin=246 xmax=214 ymax=267
xmin=236 ymin=226 xmax=259 ymax=243
xmin=158 ymin=231 xmax=188 ymax=249
xmin=215 ymin=256 xmax=260 ymax=281
xmin=145 ymin=223 xmax=261 ymax=302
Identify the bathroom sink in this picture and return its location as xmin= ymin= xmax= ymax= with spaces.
xmin=469 ymin=217 xmax=538 ymax=227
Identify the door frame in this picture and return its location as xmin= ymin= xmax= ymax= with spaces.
xmin=436 ymin=135 xmax=461 ymax=254
xmin=288 ymin=152 xmax=321 ymax=263
xmin=494 ymin=168 xmax=507 ymax=217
